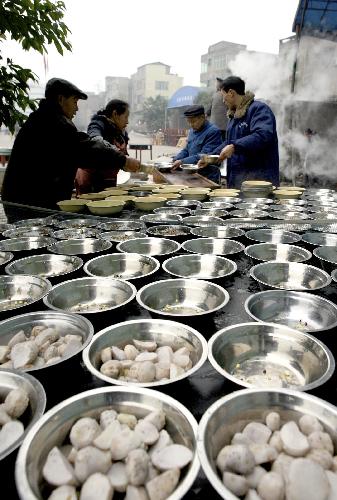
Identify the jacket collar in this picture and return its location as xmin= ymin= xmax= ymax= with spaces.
xmin=227 ymin=91 xmax=255 ymax=119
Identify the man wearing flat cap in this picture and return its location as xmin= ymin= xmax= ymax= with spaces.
xmin=2 ymin=77 xmax=140 ymax=219
xmin=171 ymin=105 xmax=222 ymax=183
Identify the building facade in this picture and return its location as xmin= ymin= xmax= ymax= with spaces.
xmin=105 ymin=76 xmax=131 ymax=103
xmin=200 ymin=41 xmax=247 ymax=89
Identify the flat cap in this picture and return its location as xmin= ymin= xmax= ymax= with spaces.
xmin=183 ymin=105 xmax=205 ymax=117
xmin=45 ymin=78 xmax=88 ymax=100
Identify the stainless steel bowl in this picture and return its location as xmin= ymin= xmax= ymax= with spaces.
xmin=154 ymin=207 xmax=191 ymax=215
xmin=0 ymin=311 xmax=94 ymax=371
xmin=14 ymin=218 xmax=50 ymax=227
xmin=201 ymin=202 xmax=234 ymax=210
xmin=245 ymin=228 xmax=302 ymax=244
xmin=52 ymin=228 xmax=99 ymax=239
xmin=2 ymin=227 xmax=53 ymax=239
xmin=136 ymin=278 xmax=230 ymax=317
xmin=278 ymin=199 xmax=307 ymax=206
xmin=83 ymin=318 xmax=208 ymax=387
xmin=182 ymin=215 xmax=226 ymax=227
xmin=266 ymin=222 xmax=312 ymax=232
xmin=226 ymin=219 xmax=267 ymax=230
xmin=307 ymin=205 xmax=337 ymax=213
xmin=235 ymin=203 xmax=270 ymax=210
xmin=244 ymin=243 xmax=312 ymax=263
xmin=208 ymin=197 xmax=242 ymax=203
xmin=232 ymin=209 xmax=269 ymax=218
xmin=162 ymin=254 xmax=237 ymax=280
xmin=270 ymin=211 xmax=312 ymax=220
xmin=98 ymin=220 xmax=145 ymax=231
xmin=314 ymin=246 xmax=337 ymax=266
xmin=16 ymin=386 xmax=199 ymax=500
xmin=197 ymin=388 xmax=337 ymax=500
xmin=5 ymin=254 xmax=83 ymax=278
xmin=208 ymin=322 xmax=334 ymax=390
xmin=100 ymin=230 xmax=147 ymax=242
xmin=0 ymin=275 xmax=52 ymax=313
xmin=307 ymin=200 xmax=337 ymax=208
xmin=140 ymin=213 xmax=182 ymax=225
xmin=182 ymin=238 xmax=245 ymax=256
xmin=239 ymin=197 xmax=273 ymax=204
xmin=166 ymin=199 xmax=202 ymax=208
xmin=53 ymin=218 xmax=100 ymax=229
xmin=146 ymin=224 xmax=191 ymax=238
xmin=0 ymin=223 xmax=14 ymax=232
xmin=181 ymin=164 xmax=199 ymax=173
xmin=191 ymin=226 xmax=245 ymax=239
xmin=43 ymin=277 xmax=136 ymax=314
xmin=47 ymin=238 xmax=112 ymax=255
xmin=0 ymin=369 xmax=46 ymax=461
xmin=0 ymin=252 xmax=14 ymax=267
xmin=192 ymin=209 xmax=229 ymax=218
xmin=250 ymin=260 xmax=331 ymax=291
xmin=0 ymin=237 xmax=56 ymax=252
xmin=332 ymin=268 xmax=337 ymax=282
xmin=302 ymin=232 xmax=337 ymax=246
xmin=117 ymin=237 xmax=181 ymax=256
xmin=245 ymin=289 xmax=337 ymax=333
xmin=269 ymin=204 xmax=305 ymax=212
xmin=83 ymin=253 xmax=160 ymax=280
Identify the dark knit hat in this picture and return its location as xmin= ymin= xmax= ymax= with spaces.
xmin=183 ymin=105 xmax=205 ymax=117
xmin=45 ymin=78 xmax=88 ymax=100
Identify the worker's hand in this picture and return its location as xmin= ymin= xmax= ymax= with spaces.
xmin=93 ymin=136 xmax=113 ymax=148
xmin=219 ymin=144 xmax=235 ymax=161
xmin=171 ymin=160 xmax=182 ymax=171
xmin=124 ymin=157 xmax=141 ymax=173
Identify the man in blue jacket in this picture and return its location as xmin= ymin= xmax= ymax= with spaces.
xmin=172 ymin=105 xmax=222 ymax=183
xmin=198 ymin=76 xmax=279 ymax=189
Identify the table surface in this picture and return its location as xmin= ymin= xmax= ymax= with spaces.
xmin=2 ymin=207 xmax=337 ymax=499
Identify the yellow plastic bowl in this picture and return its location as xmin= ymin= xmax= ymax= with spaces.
xmin=57 ymin=200 xmax=87 ymax=213
xmin=274 ymin=190 xmax=302 ymax=200
xmin=86 ymin=200 xmax=125 ymax=215
xmin=133 ymin=197 xmax=167 ymax=211
xmin=78 ymin=192 xmax=107 ymax=201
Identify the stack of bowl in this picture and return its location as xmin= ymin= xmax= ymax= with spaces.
xmin=241 ymin=180 xmax=273 ymax=199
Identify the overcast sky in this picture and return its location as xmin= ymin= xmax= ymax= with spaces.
xmin=3 ymin=0 xmax=299 ymax=93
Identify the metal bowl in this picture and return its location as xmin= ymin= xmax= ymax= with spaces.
xmin=245 ymin=289 xmax=337 ymax=333
xmin=182 ymin=238 xmax=245 ymax=256
xmin=269 ymin=204 xmax=306 ymax=212
xmin=140 ymin=213 xmax=182 ymax=225
xmin=278 ymin=198 xmax=307 ymax=206
xmin=270 ymin=211 xmax=312 ymax=220
xmin=302 ymin=232 xmax=337 ymax=246
xmin=53 ymin=218 xmax=100 ymax=229
xmin=83 ymin=318 xmax=207 ymax=387
xmin=314 ymin=246 xmax=337 ymax=267
xmin=166 ymin=199 xmax=202 ymax=208
xmin=0 ymin=275 xmax=52 ymax=313
xmin=0 ymin=252 xmax=14 ymax=267
xmin=190 ymin=226 xmax=245 ymax=239
xmin=182 ymin=215 xmax=226 ymax=227
xmin=226 ymin=219 xmax=267 ymax=230
xmin=130 ymin=190 xmax=152 ymax=197
xmin=245 ymin=243 xmax=312 ymax=263
xmin=197 ymin=388 xmax=337 ymax=500
xmin=146 ymin=224 xmax=191 ymax=239
xmin=99 ymin=230 xmax=147 ymax=242
xmin=0 ymin=310 xmax=94 ymax=371
xmin=98 ymin=220 xmax=145 ymax=231
xmin=0 ymin=237 xmax=56 ymax=253
xmin=307 ymin=200 xmax=337 ymax=208
xmin=154 ymin=207 xmax=191 ymax=215
xmin=14 ymin=218 xmax=50 ymax=227
xmin=250 ymin=260 xmax=331 ymax=291
xmin=83 ymin=253 xmax=160 ymax=280
xmin=232 ymin=209 xmax=269 ymax=218
xmin=235 ymin=202 xmax=270 ymax=210
xmin=201 ymin=202 xmax=234 ymax=210
xmin=307 ymin=205 xmax=337 ymax=213
xmin=208 ymin=196 xmax=242 ymax=203
xmin=2 ymin=227 xmax=53 ymax=239
xmin=332 ymin=269 xmax=337 ymax=282
xmin=0 ymin=223 xmax=14 ymax=232
xmin=52 ymin=228 xmax=99 ymax=239
xmin=15 ymin=386 xmax=199 ymax=500
xmin=192 ymin=208 xmax=229 ymax=218
xmin=43 ymin=277 xmax=136 ymax=314
xmin=266 ymin=222 xmax=312 ymax=232
xmin=136 ymin=278 xmax=230 ymax=317
xmin=181 ymin=164 xmax=199 ymax=173
xmin=208 ymin=322 xmax=334 ymax=390
xmin=5 ymin=254 xmax=83 ymax=278
xmin=162 ymin=254 xmax=237 ymax=280
xmin=0 ymin=369 xmax=46 ymax=461
xmin=245 ymin=228 xmax=302 ymax=244
xmin=47 ymin=238 xmax=112 ymax=255
xmin=117 ymin=237 xmax=181 ymax=256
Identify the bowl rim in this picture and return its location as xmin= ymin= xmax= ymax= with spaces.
xmin=244 ymin=243 xmax=312 ymax=262
xmin=15 ymin=385 xmax=200 ymax=500
xmin=250 ymin=260 xmax=332 ymax=290
xmin=331 ymin=268 xmax=337 ymax=282
xmin=182 ymin=237 xmax=245 ymax=255
xmin=208 ymin=321 xmax=335 ymax=391
xmin=0 ymin=274 xmax=52 ymax=312
xmin=136 ymin=278 xmax=230 ymax=317
xmin=190 ymin=226 xmax=245 ymax=238
xmin=302 ymin=232 xmax=337 ymax=246
xmin=244 ymin=289 xmax=337 ymax=332
xmin=0 ymin=310 xmax=94 ymax=371
xmin=0 ymin=368 xmax=46 ymax=461
xmin=82 ymin=318 xmax=208 ymax=387
xmin=245 ymin=228 xmax=302 ymax=243
xmin=43 ymin=276 xmax=137 ymax=314
xmin=116 ymin=237 xmax=181 ymax=256
xmin=313 ymin=245 xmax=337 ymax=264
xmin=4 ymin=253 xmax=84 ymax=277
xmin=197 ymin=387 xmax=337 ymax=500
xmin=47 ymin=238 xmax=112 ymax=255
xmin=146 ymin=224 xmax=191 ymax=236
xmin=162 ymin=253 xmax=237 ymax=279
xmin=0 ymin=251 xmax=14 ymax=267
xmin=83 ymin=252 xmax=160 ymax=280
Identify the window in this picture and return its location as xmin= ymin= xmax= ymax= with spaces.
xmin=155 ymin=81 xmax=169 ymax=90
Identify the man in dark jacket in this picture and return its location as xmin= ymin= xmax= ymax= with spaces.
xmin=1 ymin=78 xmax=140 ymax=218
xmin=172 ymin=105 xmax=222 ymax=183
xmin=198 ymin=76 xmax=279 ymax=189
